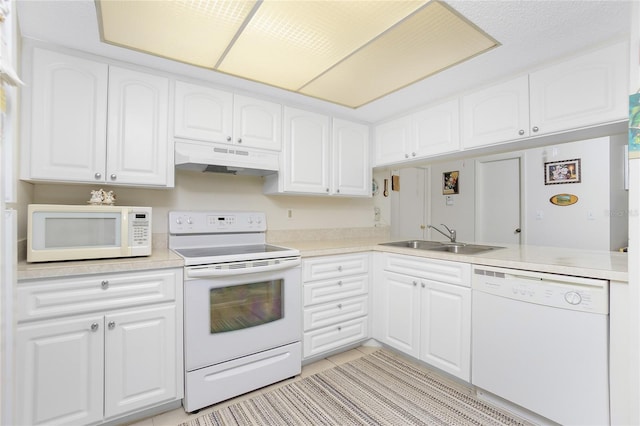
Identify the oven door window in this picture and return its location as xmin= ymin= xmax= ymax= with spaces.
xmin=210 ymin=279 xmax=283 ymax=333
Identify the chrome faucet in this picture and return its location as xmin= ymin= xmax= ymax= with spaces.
xmin=428 ymin=224 xmax=456 ymax=243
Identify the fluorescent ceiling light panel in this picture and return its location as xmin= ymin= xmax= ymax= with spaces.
xmin=98 ymin=0 xmax=498 ymax=108
xmin=99 ymin=0 xmax=259 ymax=68
xmin=300 ymin=1 xmax=499 ymax=107
xmin=217 ymin=0 xmax=427 ymax=91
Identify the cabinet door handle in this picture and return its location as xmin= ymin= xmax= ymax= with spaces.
xmin=226 ymin=136 xmax=232 ymax=142
xmin=108 ymin=321 xmax=116 ymax=330
xmin=532 ymin=126 xmax=539 ymax=133
xmin=421 ymin=282 xmax=426 ymax=288
xmin=94 ymin=172 xmax=102 ymax=179
xmin=237 ymin=138 xmax=242 ymax=144
xmin=413 ymin=281 xmax=417 ymax=286
xmin=90 ymin=323 xmax=99 ymax=332
xmin=110 ymin=174 xmax=117 ymax=180
xmin=515 ymin=228 xmax=522 ymax=233
xmin=411 ymin=152 xmax=416 ymax=157
xmin=101 ymin=280 xmax=109 ymax=289
xmin=518 ymin=129 xmax=525 ymax=135
xmin=405 ymin=153 xmax=409 ymax=158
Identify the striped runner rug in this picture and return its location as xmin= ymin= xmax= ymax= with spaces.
xmin=182 ymin=349 xmax=534 ymax=426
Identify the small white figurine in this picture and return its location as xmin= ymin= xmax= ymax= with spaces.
xmin=89 ymin=189 xmax=103 ymax=205
xmin=102 ymin=190 xmax=116 ymax=205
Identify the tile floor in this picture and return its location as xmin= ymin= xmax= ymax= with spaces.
xmin=127 ymin=346 xmax=380 ymax=426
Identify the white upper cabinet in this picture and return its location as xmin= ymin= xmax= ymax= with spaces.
xmin=25 ymin=48 xmax=108 ymax=183
xmin=174 ymin=81 xmax=233 ymax=143
xmin=265 ymin=107 xmax=371 ymax=197
xmin=529 ymin=40 xmax=628 ymax=135
xmin=461 ymin=75 xmax=530 ymax=149
xmin=174 ymin=81 xmax=282 ymax=151
xmin=413 ymin=99 xmax=460 ymax=157
xmin=332 ymin=118 xmax=370 ymax=197
xmin=374 ymin=99 xmax=460 ymax=167
xmin=279 ymin=106 xmax=331 ymax=194
xmin=373 ymin=116 xmax=413 ymax=166
xmin=107 ymin=66 xmax=170 ymax=186
xmin=232 ymin=94 xmax=282 ymax=151
xmin=22 ymin=47 xmax=173 ymax=187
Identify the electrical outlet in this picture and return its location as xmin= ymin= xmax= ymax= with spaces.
xmin=287 ymin=209 xmax=293 ymax=219
xmin=374 ymin=207 xmax=381 ymax=222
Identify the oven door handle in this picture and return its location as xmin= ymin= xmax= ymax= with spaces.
xmin=186 ymin=258 xmax=301 ymax=278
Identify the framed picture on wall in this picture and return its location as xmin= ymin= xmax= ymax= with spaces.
xmin=443 ymin=171 xmax=459 ymax=194
xmin=544 ymin=159 xmax=581 ymax=185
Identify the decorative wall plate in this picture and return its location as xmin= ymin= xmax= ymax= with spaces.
xmin=550 ymin=193 xmax=578 ymax=206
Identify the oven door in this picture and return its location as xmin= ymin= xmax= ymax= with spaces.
xmin=184 ymin=261 xmax=301 ymax=371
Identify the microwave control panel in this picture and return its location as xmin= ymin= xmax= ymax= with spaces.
xmin=129 ymin=210 xmax=152 ymax=247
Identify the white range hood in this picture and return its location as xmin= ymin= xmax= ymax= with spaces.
xmin=174 ymin=139 xmax=279 ymax=176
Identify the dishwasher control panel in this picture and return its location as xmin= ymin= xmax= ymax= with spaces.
xmin=472 ymin=266 xmax=608 ymax=314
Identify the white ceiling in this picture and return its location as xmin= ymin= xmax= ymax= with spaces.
xmin=16 ymin=0 xmax=632 ymax=124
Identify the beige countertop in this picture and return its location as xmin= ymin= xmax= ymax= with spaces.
xmin=18 ymin=238 xmax=628 ymax=283
xmin=17 ymin=248 xmax=184 ymax=281
xmin=279 ymin=238 xmax=628 ymax=282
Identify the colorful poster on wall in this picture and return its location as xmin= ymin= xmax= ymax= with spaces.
xmin=630 ymin=93 xmax=640 ymax=159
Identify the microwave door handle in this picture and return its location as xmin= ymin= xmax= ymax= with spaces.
xmin=186 ymin=258 xmax=301 ymax=278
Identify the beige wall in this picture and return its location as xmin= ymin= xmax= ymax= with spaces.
xmin=19 ymin=169 xmax=392 ymax=241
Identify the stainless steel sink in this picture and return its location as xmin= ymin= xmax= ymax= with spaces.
xmin=379 ymin=240 xmax=504 ymax=255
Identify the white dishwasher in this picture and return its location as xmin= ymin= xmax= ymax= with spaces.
xmin=471 ymin=265 xmax=609 ymax=426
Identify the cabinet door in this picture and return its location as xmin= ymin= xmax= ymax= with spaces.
xmin=462 ymin=75 xmax=530 ymax=149
xmin=373 ymin=116 xmax=412 ymax=166
xmin=28 ymin=48 xmax=108 ymax=182
xmin=104 ymin=305 xmax=177 ymax=418
xmin=233 ymin=94 xmax=282 ymax=151
xmin=413 ymin=99 xmax=460 ymax=157
xmin=282 ymin=106 xmax=330 ymax=194
xmin=374 ymin=271 xmax=420 ymax=358
xmin=174 ymin=80 xmax=233 ymax=143
xmin=420 ymin=280 xmax=471 ymax=381
xmin=332 ymin=118 xmax=371 ymax=196
xmin=16 ymin=316 xmax=104 ymax=426
xmin=107 ymin=66 xmax=170 ymax=186
xmin=529 ymin=41 xmax=628 ymax=135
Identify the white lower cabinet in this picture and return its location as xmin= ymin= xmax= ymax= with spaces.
xmin=15 ymin=268 xmax=183 ymax=426
xmin=373 ymin=252 xmax=471 ymax=381
xmin=302 ymin=253 xmax=370 ymax=359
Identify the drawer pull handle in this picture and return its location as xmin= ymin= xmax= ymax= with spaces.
xmin=108 ymin=321 xmax=116 ymax=330
xmin=90 ymin=323 xmax=99 ymax=332
xmin=413 ymin=281 xmax=417 ymax=287
xmin=337 ymin=303 xmax=343 ymax=309
xmin=421 ymin=282 xmax=426 ymax=288
xmin=337 ymin=326 xmax=342 ymax=331
xmin=337 ymin=266 xmax=343 ymax=272
xmin=101 ymin=280 xmax=109 ymax=289
xmin=338 ymin=280 xmax=343 ymax=286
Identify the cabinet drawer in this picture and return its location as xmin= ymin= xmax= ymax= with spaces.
xmin=304 ymin=274 xmax=368 ymax=306
xmin=303 ymin=317 xmax=368 ymax=359
xmin=304 ymin=295 xmax=368 ymax=331
xmin=383 ymin=254 xmax=471 ymax=287
xmin=303 ymin=253 xmax=369 ymax=282
xmin=17 ymin=269 xmax=180 ymax=322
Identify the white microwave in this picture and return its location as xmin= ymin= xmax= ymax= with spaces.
xmin=27 ymin=204 xmax=152 ymax=263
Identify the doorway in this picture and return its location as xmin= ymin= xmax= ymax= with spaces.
xmin=475 ymin=153 xmax=523 ymax=245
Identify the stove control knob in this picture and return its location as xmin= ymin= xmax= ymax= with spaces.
xmin=247 ymin=217 xmax=254 ymax=224
xmin=186 ymin=217 xmax=193 ymax=225
xmin=176 ymin=218 xmax=183 ymax=225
